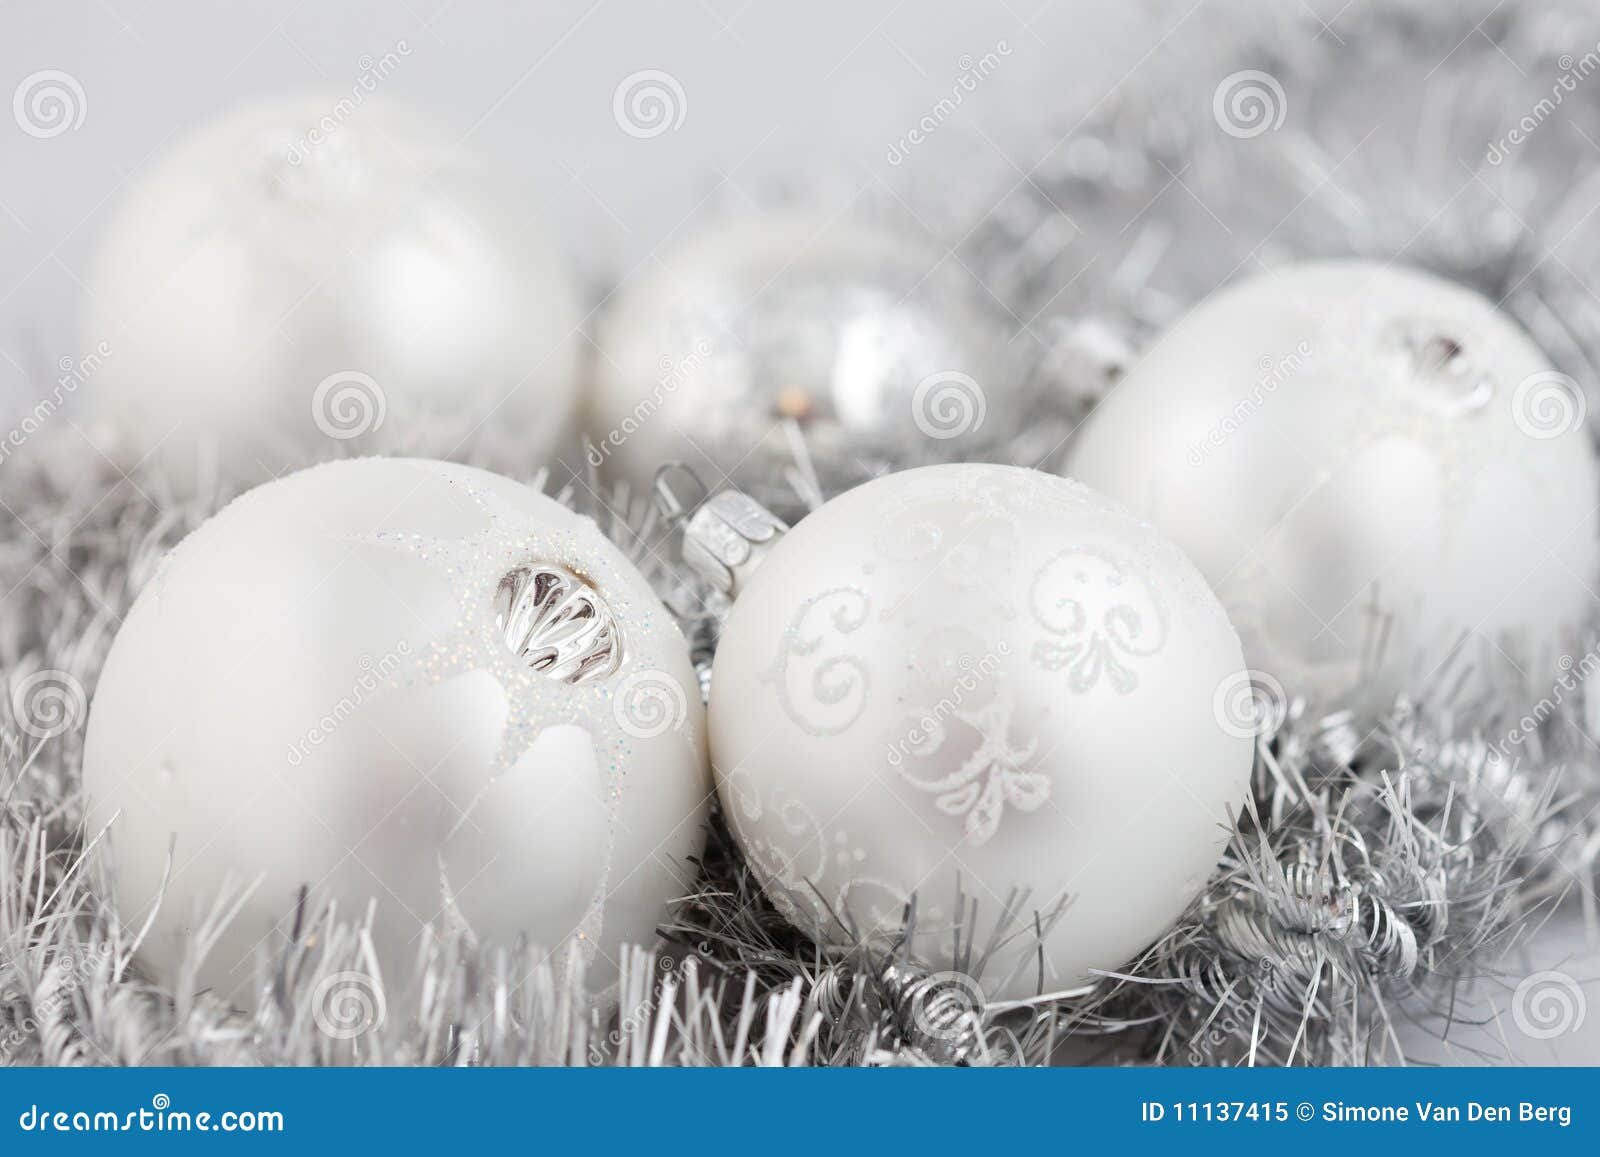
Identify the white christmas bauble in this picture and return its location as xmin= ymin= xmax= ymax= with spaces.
xmin=82 ymin=92 xmax=581 ymax=485
xmin=83 ymin=458 xmax=707 ymax=1004
xmin=706 ymin=464 xmax=1251 ymax=1000
xmin=591 ymin=212 xmax=1026 ymax=510
xmin=1067 ymin=260 xmax=1600 ymax=718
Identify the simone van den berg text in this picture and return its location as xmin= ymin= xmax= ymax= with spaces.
xmin=1142 ymin=1101 xmax=1572 ymax=1127
xmin=1322 ymin=1101 xmax=1570 ymax=1126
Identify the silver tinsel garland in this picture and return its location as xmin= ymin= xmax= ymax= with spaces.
xmin=2 ymin=440 xmax=1596 ymax=1066
xmin=6 ymin=0 xmax=1600 ymax=1067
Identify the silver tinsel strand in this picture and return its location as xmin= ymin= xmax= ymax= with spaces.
xmin=4 ymin=441 xmax=1597 ymax=1067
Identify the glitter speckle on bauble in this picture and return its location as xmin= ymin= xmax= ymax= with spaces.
xmin=704 ymin=463 xmax=1252 ymax=1000
xmin=81 ymin=92 xmax=582 ymax=487
xmin=81 ymin=458 xmax=708 ymax=1005
xmin=1067 ymin=260 xmax=1600 ymax=720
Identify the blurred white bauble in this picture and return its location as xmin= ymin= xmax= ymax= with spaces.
xmin=705 ymin=464 xmax=1251 ymax=1000
xmin=591 ymin=212 xmax=1028 ymax=511
xmin=1068 ymin=261 xmax=1600 ymax=718
xmin=82 ymin=92 xmax=581 ymax=486
xmin=83 ymin=458 xmax=707 ymax=1005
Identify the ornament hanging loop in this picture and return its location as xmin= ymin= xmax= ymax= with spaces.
xmin=681 ymin=489 xmax=789 ymax=600
xmin=650 ymin=462 xmax=711 ymax=530
xmin=651 ymin=461 xmax=789 ymax=599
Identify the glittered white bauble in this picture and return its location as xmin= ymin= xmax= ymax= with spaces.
xmin=591 ymin=212 xmax=1027 ymax=509
xmin=705 ymin=464 xmax=1251 ymax=1000
xmin=1067 ymin=261 xmax=1600 ymax=718
xmin=83 ymin=458 xmax=707 ymax=1004
xmin=82 ymin=92 xmax=580 ymax=485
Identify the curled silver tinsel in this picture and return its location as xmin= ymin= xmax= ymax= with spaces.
xmin=1 ymin=417 xmax=1597 ymax=1066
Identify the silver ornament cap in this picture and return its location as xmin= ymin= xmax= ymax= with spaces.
xmin=681 ymin=490 xmax=788 ymax=600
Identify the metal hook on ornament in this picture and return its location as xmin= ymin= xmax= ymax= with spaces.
xmin=650 ymin=462 xmax=711 ymax=531
xmin=655 ymin=464 xmax=789 ymax=601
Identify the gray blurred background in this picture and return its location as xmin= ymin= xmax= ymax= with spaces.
xmin=0 ymin=0 xmax=1164 ymax=417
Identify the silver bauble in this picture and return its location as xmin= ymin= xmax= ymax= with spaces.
xmin=83 ymin=458 xmax=708 ymax=1005
xmin=1067 ymin=261 xmax=1600 ymax=720
xmin=82 ymin=91 xmax=581 ymax=488
xmin=701 ymin=465 xmax=1251 ymax=1001
xmin=590 ymin=212 xmax=1029 ymax=510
